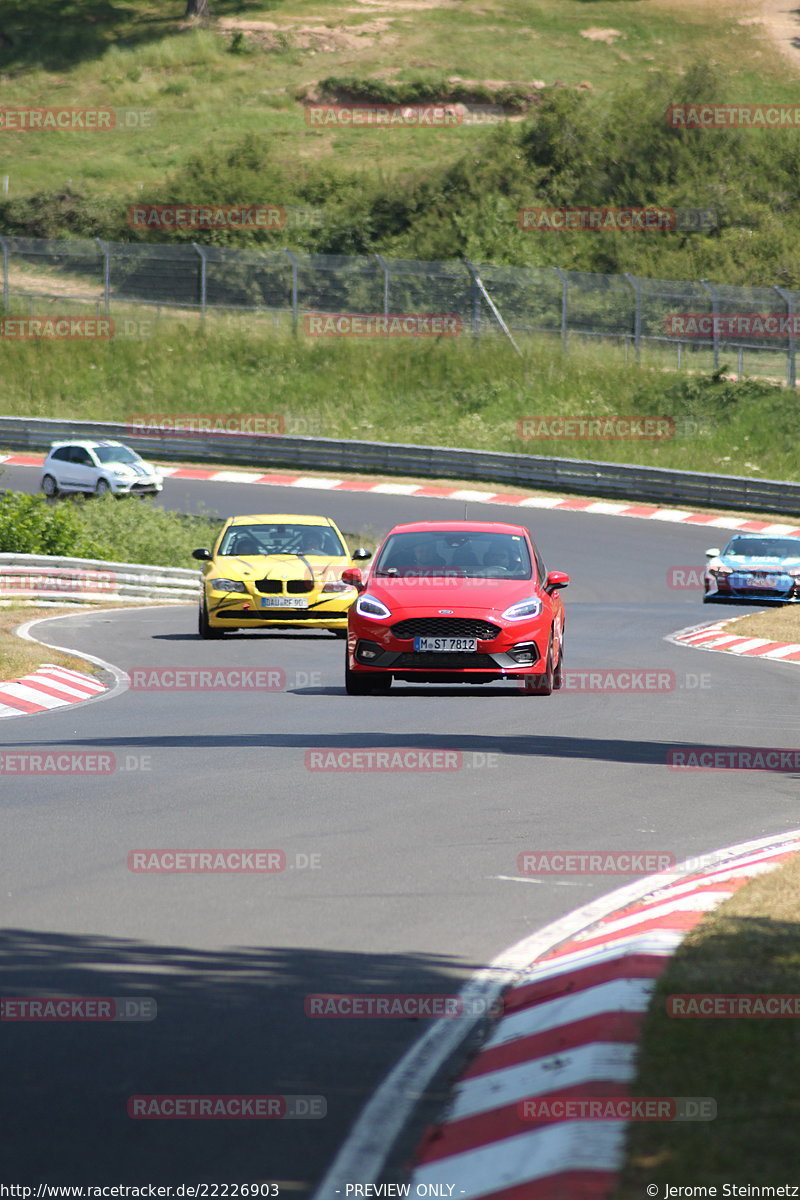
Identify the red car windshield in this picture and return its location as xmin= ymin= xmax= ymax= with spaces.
xmin=375 ymin=531 xmax=532 ymax=579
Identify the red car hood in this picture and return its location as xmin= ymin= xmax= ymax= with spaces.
xmin=366 ymin=576 xmax=538 ymax=616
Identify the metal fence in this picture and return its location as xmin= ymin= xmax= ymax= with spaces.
xmin=3 ymin=415 xmax=800 ymax=516
xmin=1 ymin=235 xmax=798 ymax=382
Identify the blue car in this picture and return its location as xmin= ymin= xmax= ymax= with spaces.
xmin=703 ymin=534 xmax=800 ymax=604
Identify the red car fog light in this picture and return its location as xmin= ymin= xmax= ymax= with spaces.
xmin=355 ymin=640 xmax=383 ymax=663
xmin=507 ymin=642 xmax=539 ymax=665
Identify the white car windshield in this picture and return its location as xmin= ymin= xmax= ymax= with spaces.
xmin=93 ymin=445 xmax=142 ymax=465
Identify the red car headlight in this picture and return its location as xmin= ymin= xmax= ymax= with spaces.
xmin=355 ymin=593 xmax=392 ymax=619
xmin=502 ymin=596 xmax=543 ymax=620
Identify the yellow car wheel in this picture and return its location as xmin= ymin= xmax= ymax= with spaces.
xmin=198 ymin=600 xmax=224 ymax=640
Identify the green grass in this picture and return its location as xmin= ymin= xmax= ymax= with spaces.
xmin=0 ymin=603 xmax=107 ymax=680
xmin=1 ymin=318 xmax=798 ymax=483
xmin=0 ymin=489 xmax=219 ymax=565
xmin=617 ymin=853 xmax=800 ymax=1190
xmin=0 ymin=0 xmax=790 ymax=199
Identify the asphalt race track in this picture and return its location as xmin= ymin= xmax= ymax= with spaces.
xmin=1 ymin=464 xmax=799 ymax=1190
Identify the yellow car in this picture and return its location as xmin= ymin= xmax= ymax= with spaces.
xmin=192 ymin=513 xmax=372 ymax=638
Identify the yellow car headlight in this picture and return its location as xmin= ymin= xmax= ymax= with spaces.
xmin=210 ymin=578 xmax=247 ymax=593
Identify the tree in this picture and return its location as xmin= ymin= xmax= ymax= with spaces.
xmin=185 ymin=0 xmax=210 ymax=17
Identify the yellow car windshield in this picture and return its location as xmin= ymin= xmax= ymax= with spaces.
xmin=219 ymin=524 xmax=347 ymax=557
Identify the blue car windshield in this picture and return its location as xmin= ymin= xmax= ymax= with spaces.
xmin=375 ymin=531 xmax=532 ymax=578
xmin=724 ymin=537 xmax=800 ymax=558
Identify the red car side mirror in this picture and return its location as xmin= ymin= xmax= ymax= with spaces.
xmin=341 ymin=567 xmax=365 ymax=591
xmin=544 ymin=570 xmax=570 ymax=593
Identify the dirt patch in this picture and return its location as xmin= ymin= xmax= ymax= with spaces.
xmin=343 ymin=0 xmax=462 ymax=8
xmin=218 ymin=16 xmax=396 ymax=53
xmin=579 ymin=27 xmax=625 ymax=43
xmin=758 ymin=0 xmax=800 ymax=65
xmin=7 ymin=266 xmax=102 ymax=300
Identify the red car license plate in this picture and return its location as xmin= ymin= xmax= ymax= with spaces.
xmin=414 ymin=637 xmax=478 ymax=652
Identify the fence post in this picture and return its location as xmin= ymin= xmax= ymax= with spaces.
xmin=773 ymin=285 xmax=796 ymax=388
xmin=0 ymin=236 xmax=8 ymax=314
xmin=95 ymin=237 xmax=110 ymax=317
xmin=464 ymin=260 xmax=481 ymax=339
xmin=463 ymin=258 xmax=522 ymax=357
xmin=552 ymin=267 xmax=568 ymax=350
xmin=699 ymin=279 xmax=719 ymax=370
xmin=375 ymin=253 xmax=390 ymax=317
xmin=193 ymin=243 xmax=208 ymax=328
xmin=623 ymin=272 xmax=641 ymax=362
xmin=285 ymin=249 xmax=299 ymax=335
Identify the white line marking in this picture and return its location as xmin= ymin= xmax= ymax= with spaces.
xmin=584 ymin=502 xmax=629 ymax=514
xmin=570 ymin=891 xmax=729 ymax=941
xmin=513 ymin=930 xmax=685 ymax=986
xmin=449 ymin=489 xmax=499 ymax=502
xmin=0 ymin=682 xmax=69 ymax=709
xmin=311 ymin=829 xmax=800 ymax=1198
xmin=516 ymin=496 xmax=567 ymax=508
xmin=448 ymin=1042 xmax=637 ymax=1122
xmin=484 ymin=979 xmax=656 ymax=1050
xmin=368 ymin=483 xmax=427 ymax=495
xmin=209 ymin=471 xmax=266 ymax=483
xmin=410 ymin=1121 xmax=626 ymax=1196
xmin=727 ymin=638 xmax=777 ymax=653
xmin=290 ymin=476 xmax=342 ymax=489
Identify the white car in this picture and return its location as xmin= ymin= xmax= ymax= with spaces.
xmin=40 ymin=440 xmax=163 ymax=498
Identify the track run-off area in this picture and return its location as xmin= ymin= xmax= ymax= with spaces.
xmin=1 ymin=463 xmax=799 ymax=1190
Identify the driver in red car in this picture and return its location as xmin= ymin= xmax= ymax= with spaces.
xmin=411 ymin=540 xmax=446 ymax=569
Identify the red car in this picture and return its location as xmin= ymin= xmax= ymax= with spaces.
xmin=342 ymin=521 xmax=569 ymax=694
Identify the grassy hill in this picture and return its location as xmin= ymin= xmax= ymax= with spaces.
xmin=3 ymin=0 xmax=800 ymax=488
xmin=3 ymin=0 xmax=800 ymax=284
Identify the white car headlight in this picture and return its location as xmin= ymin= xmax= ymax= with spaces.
xmin=502 ymin=596 xmax=543 ymax=621
xmin=356 ymin=593 xmax=391 ymax=619
xmin=322 ymin=581 xmax=354 ymax=593
xmin=210 ymin=578 xmax=247 ymax=593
